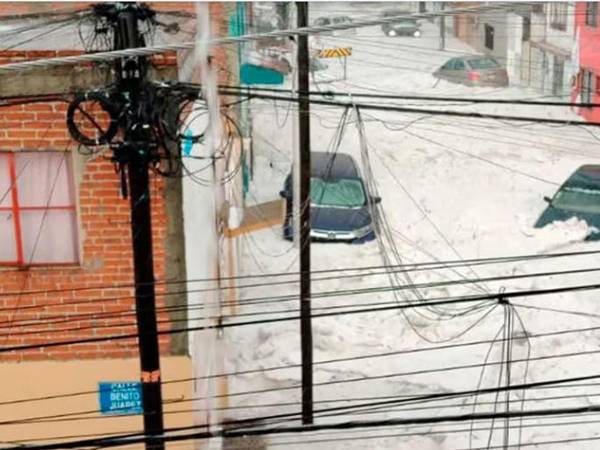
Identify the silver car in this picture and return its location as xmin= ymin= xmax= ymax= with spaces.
xmin=433 ymin=56 xmax=509 ymax=87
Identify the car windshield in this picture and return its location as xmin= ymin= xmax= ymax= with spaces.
xmin=553 ymin=185 xmax=600 ymax=214
xmin=468 ymin=57 xmax=501 ymax=70
xmin=311 ymin=177 xmax=366 ymax=208
xmin=389 ymin=18 xmax=417 ymax=26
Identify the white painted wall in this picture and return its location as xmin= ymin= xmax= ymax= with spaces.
xmin=545 ymin=2 xmax=576 ymax=52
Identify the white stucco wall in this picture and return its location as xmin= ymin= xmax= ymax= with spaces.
xmin=544 ymin=2 xmax=576 ymax=53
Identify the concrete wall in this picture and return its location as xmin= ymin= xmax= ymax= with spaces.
xmin=0 ymin=356 xmax=193 ymax=447
xmin=527 ymin=4 xmax=577 ymax=96
xmin=476 ymin=11 xmax=509 ymax=61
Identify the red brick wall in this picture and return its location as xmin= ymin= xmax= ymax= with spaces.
xmin=0 ymin=54 xmax=172 ymax=362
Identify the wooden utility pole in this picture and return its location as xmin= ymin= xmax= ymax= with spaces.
xmin=296 ymin=0 xmax=313 ymax=425
xmin=109 ymin=4 xmax=165 ymax=448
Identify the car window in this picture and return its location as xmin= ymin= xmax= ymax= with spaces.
xmin=467 ymin=57 xmax=501 ymax=70
xmin=441 ymin=59 xmax=456 ymax=70
xmin=315 ymin=18 xmax=329 ymax=26
xmin=454 ymin=59 xmax=467 ymax=70
xmin=553 ymin=185 xmax=600 ymax=214
xmin=311 ymin=178 xmax=366 ymax=208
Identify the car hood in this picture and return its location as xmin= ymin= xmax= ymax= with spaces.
xmin=311 ymin=205 xmax=372 ymax=232
xmin=534 ymin=207 xmax=600 ymax=240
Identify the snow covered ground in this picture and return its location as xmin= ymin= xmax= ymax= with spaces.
xmin=219 ymin=5 xmax=600 ymax=449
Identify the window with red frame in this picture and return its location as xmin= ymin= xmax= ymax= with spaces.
xmin=0 ymin=151 xmax=79 ymax=266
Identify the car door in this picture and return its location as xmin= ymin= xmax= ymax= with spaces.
xmin=435 ymin=58 xmax=457 ymax=81
xmin=450 ymin=58 xmax=468 ymax=83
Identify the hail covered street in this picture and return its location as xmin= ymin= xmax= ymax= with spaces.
xmin=220 ymin=4 xmax=600 ymax=449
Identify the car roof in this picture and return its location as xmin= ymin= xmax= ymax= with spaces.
xmin=311 ymin=152 xmax=359 ymax=178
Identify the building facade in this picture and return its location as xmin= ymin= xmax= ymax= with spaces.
xmin=0 ymin=50 xmax=179 ymax=362
xmin=526 ymin=2 xmax=578 ymax=96
xmin=0 ymin=2 xmax=245 ymax=443
xmin=573 ymin=2 xmax=600 ymax=122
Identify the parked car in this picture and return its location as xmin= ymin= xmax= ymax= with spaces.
xmin=313 ymin=15 xmax=356 ymax=36
xmin=279 ymin=152 xmax=380 ymax=243
xmin=381 ymin=11 xmax=421 ymax=37
xmin=535 ymin=165 xmax=600 ymax=241
xmin=433 ymin=56 xmax=509 ymax=87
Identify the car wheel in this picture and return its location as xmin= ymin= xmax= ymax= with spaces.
xmin=387 ymin=30 xmax=397 ymax=37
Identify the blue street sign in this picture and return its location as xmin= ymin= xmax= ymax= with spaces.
xmin=98 ymin=382 xmax=143 ymax=415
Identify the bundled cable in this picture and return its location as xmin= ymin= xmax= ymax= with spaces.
xmin=66 ymin=90 xmax=119 ymax=146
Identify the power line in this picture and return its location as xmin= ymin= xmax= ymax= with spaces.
xmin=4 ymin=278 xmax=600 ymax=354
xmin=214 ymin=84 xmax=600 ymax=108
xmin=219 ymin=90 xmax=600 ymax=129
xmin=7 ymin=373 xmax=600 ymax=450
xmin=2 ymin=248 xmax=598 ymax=299
xmin=3 ymin=322 xmax=599 ymax=411
xmin=3 ymin=264 xmax=600 ymax=335
xmin=0 ymin=3 xmax=520 ymax=74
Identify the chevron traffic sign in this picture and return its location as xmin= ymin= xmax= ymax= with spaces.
xmin=318 ymin=47 xmax=352 ymax=58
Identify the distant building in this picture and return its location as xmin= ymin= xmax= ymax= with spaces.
xmin=572 ymin=2 xmax=599 ymax=122
xmin=453 ymin=3 xmax=532 ymax=85
xmin=526 ymin=2 xmax=578 ymax=96
xmin=452 ymin=2 xmax=579 ymax=94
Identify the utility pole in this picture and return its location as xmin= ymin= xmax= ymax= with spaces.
xmin=439 ymin=2 xmax=446 ymax=51
xmin=296 ymin=1 xmax=313 ymax=425
xmin=110 ymin=4 xmax=165 ymax=448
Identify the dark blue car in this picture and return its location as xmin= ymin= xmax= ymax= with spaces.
xmin=279 ymin=152 xmax=380 ymax=243
xmin=535 ymin=165 xmax=600 ymax=240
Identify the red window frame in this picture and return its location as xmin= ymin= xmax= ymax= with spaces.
xmin=0 ymin=152 xmax=79 ymax=267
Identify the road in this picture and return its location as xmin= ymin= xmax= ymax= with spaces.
xmin=222 ymin=5 xmax=600 ymax=449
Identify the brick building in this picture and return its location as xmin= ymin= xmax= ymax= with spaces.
xmin=0 ymin=2 xmax=243 ymax=362
xmin=0 ymin=50 xmax=178 ymax=362
xmin=0 ymin=2 xmax=246 ymax=443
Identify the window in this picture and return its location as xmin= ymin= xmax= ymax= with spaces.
xmin=522 ymin=17 xmax=531 ymax=42
xmin=467 ymin=57 xmax=501 ymax=70
xmin=454 ymin=59 xmax=467 ymax=70
xmin=552 ymin=58 xmax=565 ymax=95
xmin=441 ymin=58 xmax=456 ymax=70
xmin=581 ymin=69 xmax=595 ymax=106
xmin=549 ymin=3 xmax=568 ymax=31
xmin=586 ymin=2 xmax=598 ymax=26
xmin=484 ymin=24 xmax=494 ymax=50
xmin=0 ymin=152 xmax=79 ymax=266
